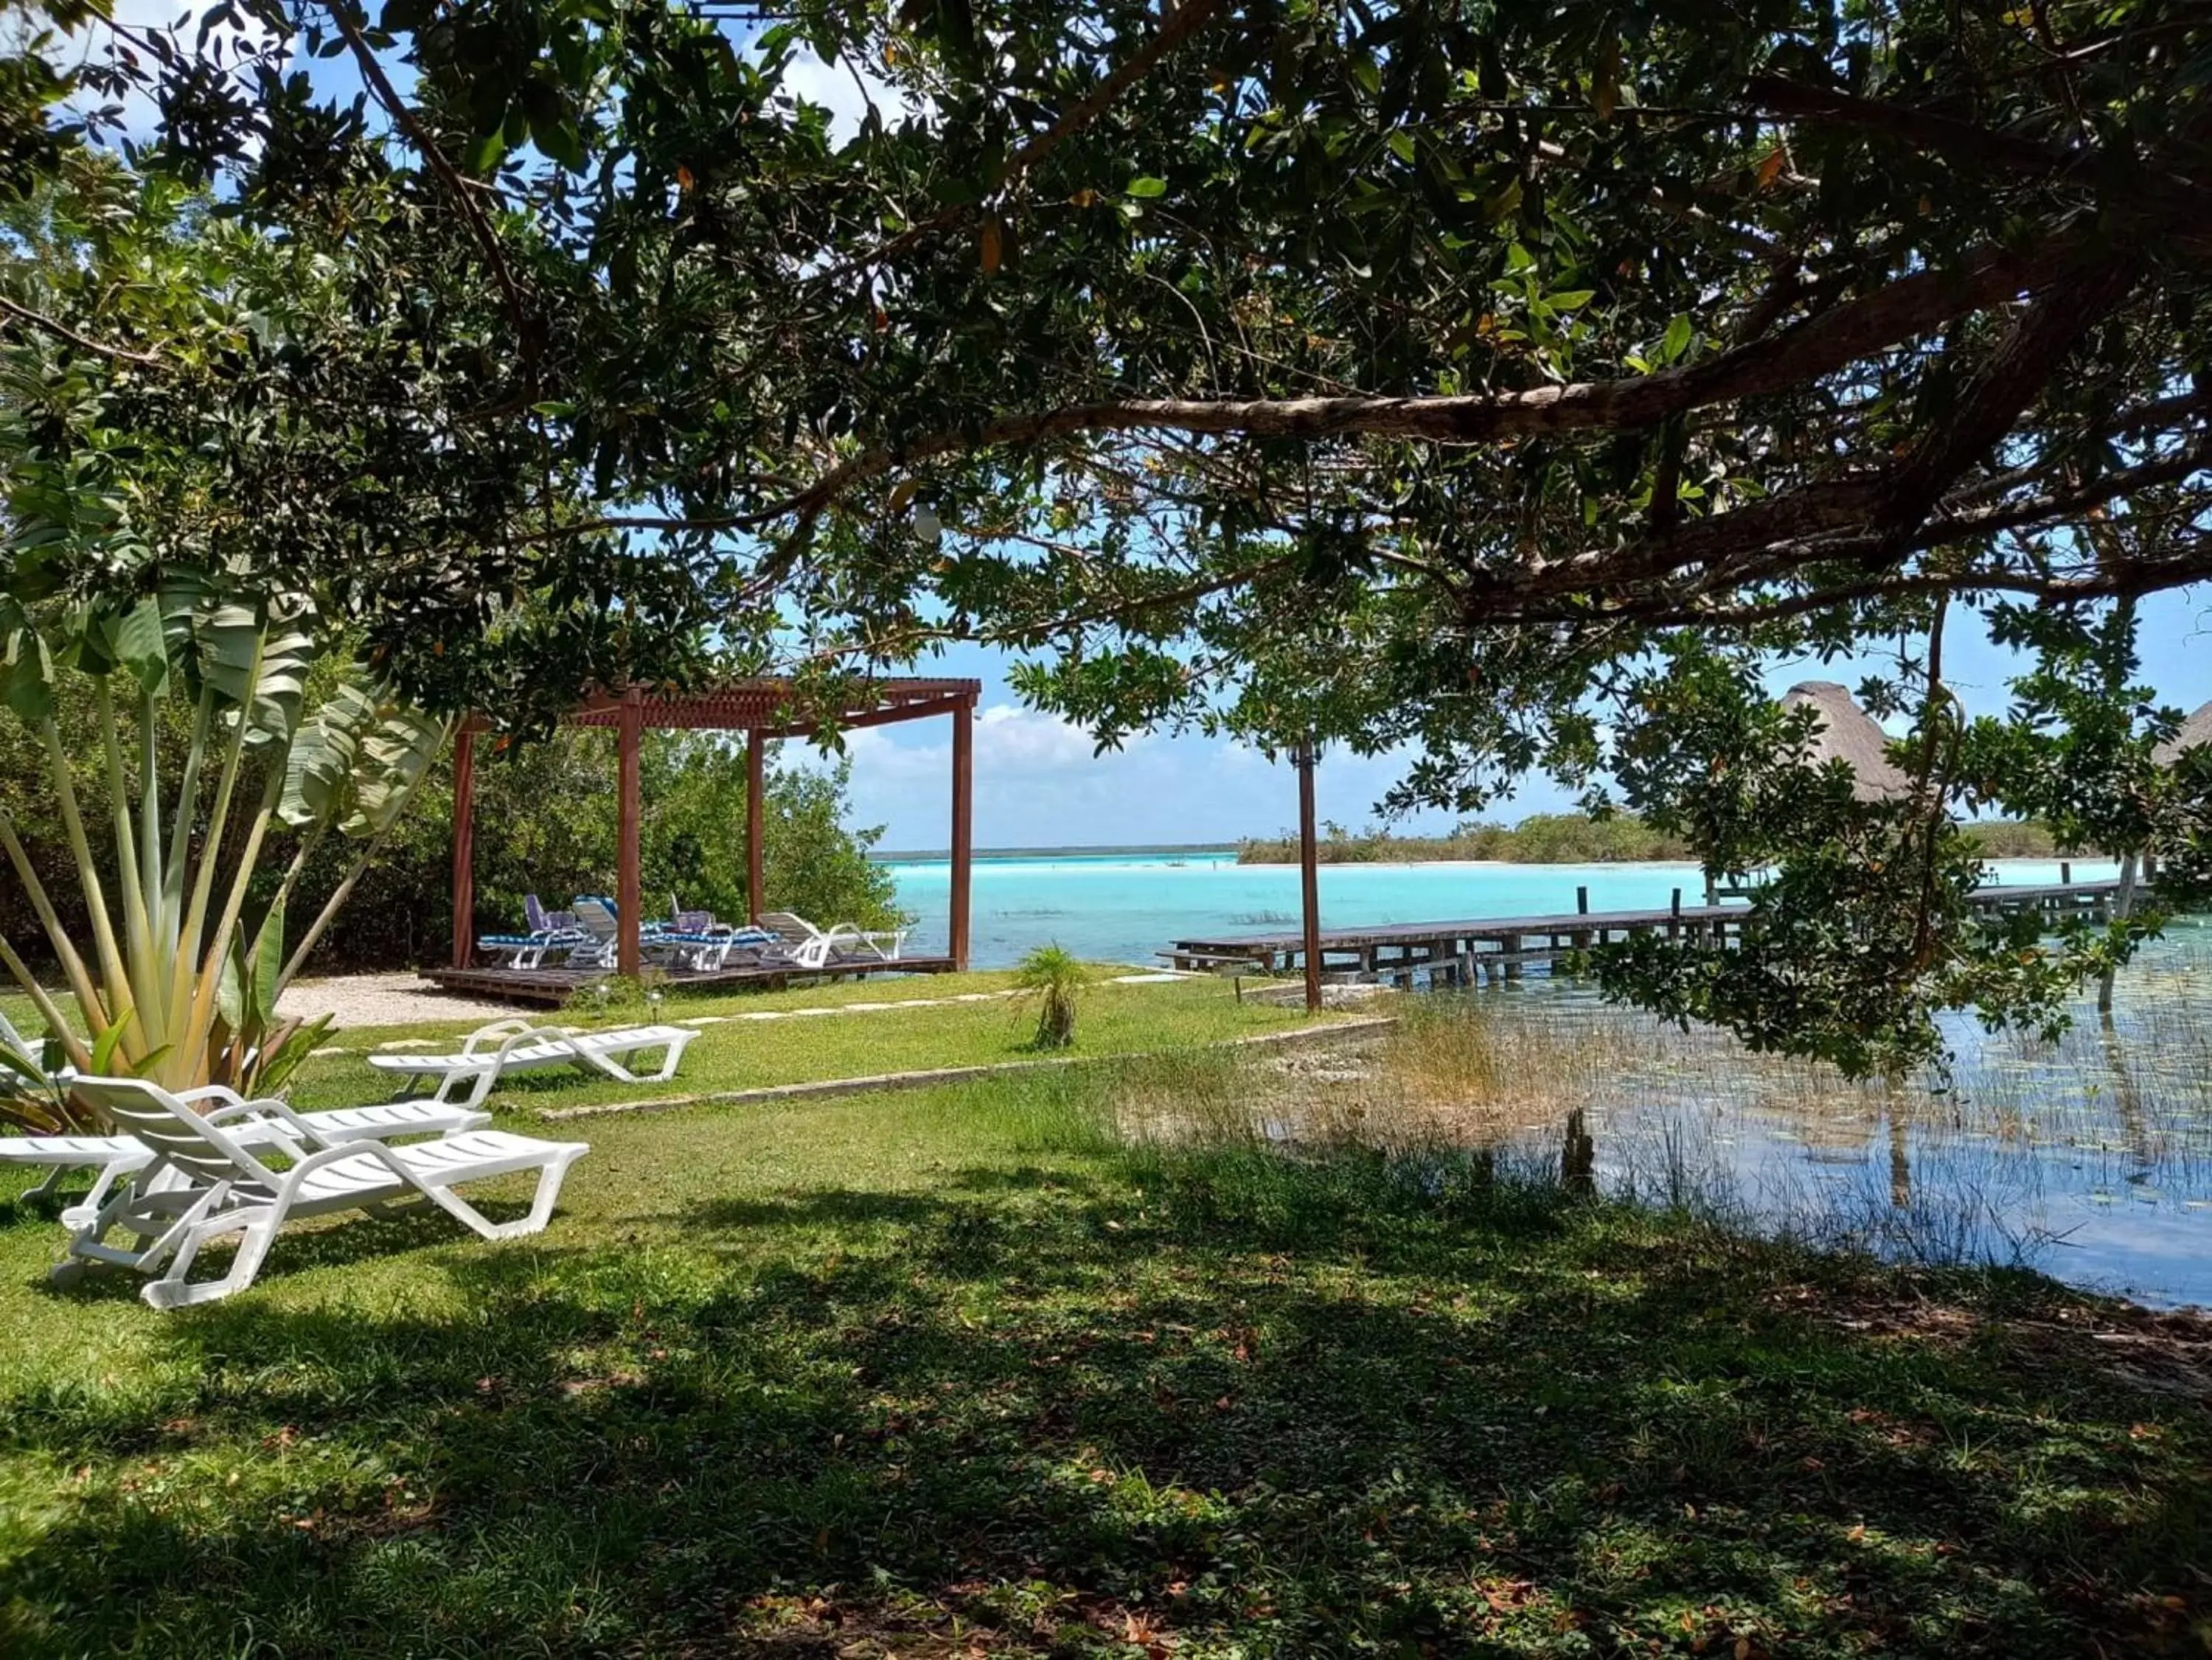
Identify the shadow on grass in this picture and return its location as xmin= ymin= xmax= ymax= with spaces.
xmin=3 ymin=1148 xmax=2208 ymax=1659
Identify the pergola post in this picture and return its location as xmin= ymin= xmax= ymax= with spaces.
xmin=450 ymin=725 xmax=476 ymax=969
xmin=1297 ymin=738 xmax=1323 ymax=1014
xmin=746 ymin=728 xmax=765 ymax=926
xmin=425 ymin=677 xmax=982 ymax=992
xmin=950 ymin=694 xmax=975 ymax=971
xmin=617 ymin=688 xmax=644 ymax=977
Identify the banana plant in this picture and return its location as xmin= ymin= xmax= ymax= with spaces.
xmin=0 ymin=576 xmax=448 ymax=1131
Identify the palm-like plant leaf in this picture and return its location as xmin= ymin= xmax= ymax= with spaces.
xmin=346 ymin=703 xmax=447 ymax=837
xmin=279 ymin=683 xmax=377 ymax=829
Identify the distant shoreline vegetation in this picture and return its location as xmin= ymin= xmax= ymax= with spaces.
xmin=869 ymin=823 xmax=2076 ymax=865
xmin=1235 ymin=815 xmax=2073 ymax=865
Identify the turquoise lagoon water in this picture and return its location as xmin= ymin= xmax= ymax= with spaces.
xmin=883 ymin=850 xmax=2124 ymax=969
xmin=879 ymin=849 xmax=2212 ymax=1305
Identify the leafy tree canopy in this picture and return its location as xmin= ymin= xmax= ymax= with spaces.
xmin=10 ymin=0 xmax=2212 ymax=1067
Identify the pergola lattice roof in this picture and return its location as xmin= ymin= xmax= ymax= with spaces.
xmin=563 ymin=677 xmax=982 ymax=736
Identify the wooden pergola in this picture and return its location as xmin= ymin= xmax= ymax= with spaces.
xmin=449 ymin=677 xmax=981 ymax=978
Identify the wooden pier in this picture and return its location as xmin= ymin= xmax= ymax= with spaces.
xmin=422 ymin=955 xmax=958 ymax=1007
xmin=1166 ymin=879 xmax=2125 ymax=988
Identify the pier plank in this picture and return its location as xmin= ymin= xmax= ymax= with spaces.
xmin=1166 ymin=880 xmax=2124 ymax=981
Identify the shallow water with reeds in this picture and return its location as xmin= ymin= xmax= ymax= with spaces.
xmin=1539 ymin=926 xmax=2212 ymax=1308
xmin=1119 ymin=921 xmax=2212 ymax=1308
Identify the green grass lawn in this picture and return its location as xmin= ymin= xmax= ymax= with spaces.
xmin=3 ymin=969 xmax=1325 ymax=1117
xmin=0 ymin=1059 xmax=2208 ymax=1657
xmin=282 ymin=974 xmax=1321 ymax=1115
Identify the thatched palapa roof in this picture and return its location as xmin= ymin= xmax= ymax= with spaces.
xmin=1781 ymin=681 xmax=1912 ymax=801
xmin=2154 ymin=700 xmax=2212 ymax=767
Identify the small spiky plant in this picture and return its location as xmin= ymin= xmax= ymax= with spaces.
xmin=1015 ymin=944 xmax=1085 ymax=1050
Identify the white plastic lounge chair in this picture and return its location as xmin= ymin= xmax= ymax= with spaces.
xmin=654 ymin=934 xmax=743 ymax=971
xmin=51 ymin=1076 xmax=588 ymax=1308
xmin=476 ymin=931 xmax=571 ymax=970
xmin=0 ymin=1087 xmax=492 ymax=1225
xmin=566 ymin=895 xmax=625 ymax=968
xmin=0 ymin=1011 xmax=79 ymax=1198
xmin=476 ymin=895 xmax=589 ymax=970
xmin=649 ymin=912 xmax=777 ymax=972
xmin=367 ymin=1018 xmax=696 ymax=1104
xmin=757 ymin=911 xmax=910 ymax=970
xmin=529 ymin=893 xmax=580 ymax=937
xmin=0 ymin=1009 xmax=66 ymax=1086
xmin=478 ymin=897 xmax=593 ymax=972
xmin=569 ymin=896 xmax=773 ymax=973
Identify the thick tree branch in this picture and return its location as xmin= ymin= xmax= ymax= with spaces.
xmin=1504 ymin=258 xmax=2143 ymax=606
xmin=1589 ymin=543 xmax=2212 ymax=629
xmin=1879 ymin=261 xmax=2140 ymax=528
xmin=776 ymin=238 xmax=2071 ymax=522
xmin=1921 ymin=444 xmax=2211 ymax=545
xmin=1746 ymin=74 xmax=2081 ymax=182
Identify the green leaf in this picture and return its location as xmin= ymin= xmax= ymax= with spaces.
xmin=247 ymin=1014 xmax=332 ymax=1097
xmin=111 ymin=597 xmax=170 ymax=697
xmin=465 ymin=129 xmax=509 ymax=175
xmin=279 ymin=682 xmax=377 ymax=829
xmin=248 ymin=893 xmax=285 ymax=1024
xmin=344 ymin=705 xmax=447 ymax=837
xmin=88 ymin=1009 xmax=134 ymax=1077
xmin=1593 ymin=30 xmax=1621 ymax=120
xmin=1660 ymin=314 xmax=1694 ymax=363
xmin=217 ymin=933 xmax=244 ymax=1032
xmin=198 ymin=605 xmax=314 ymax=747
xmin=0 ymin=627 xmax=55 ymax=725
xmin=1125 ymin=176 xmax=1169 ymax=199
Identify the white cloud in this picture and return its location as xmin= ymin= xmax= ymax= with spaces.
xmin=975 ymin=705 xmax=1143 ymax=772
xmin=775 ymin=45 xmax=908 ymax=143
xmin=815 ymin=704 xmax=1142 ymax=785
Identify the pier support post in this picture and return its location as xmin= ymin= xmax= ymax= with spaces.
xmin=950 ymin=694 xmax=975 ymax=971
xmin=1296 ymin=739 xmax=1323 ymax=1014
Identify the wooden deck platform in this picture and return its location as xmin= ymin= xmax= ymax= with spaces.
xmin=1166 ymin=880 xmax=2126 ymax=987
xmin=421 ymin=955 xmax=958 ymax=1006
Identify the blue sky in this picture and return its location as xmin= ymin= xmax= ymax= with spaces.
xmin=816 ymin=585 xmax=2212 ymax=850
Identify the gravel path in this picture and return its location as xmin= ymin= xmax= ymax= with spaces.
xmin=276 ymin=974 xmax=521 ymax=1030
xmin=276 ymin=968 xmax=1207 ymax=1038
